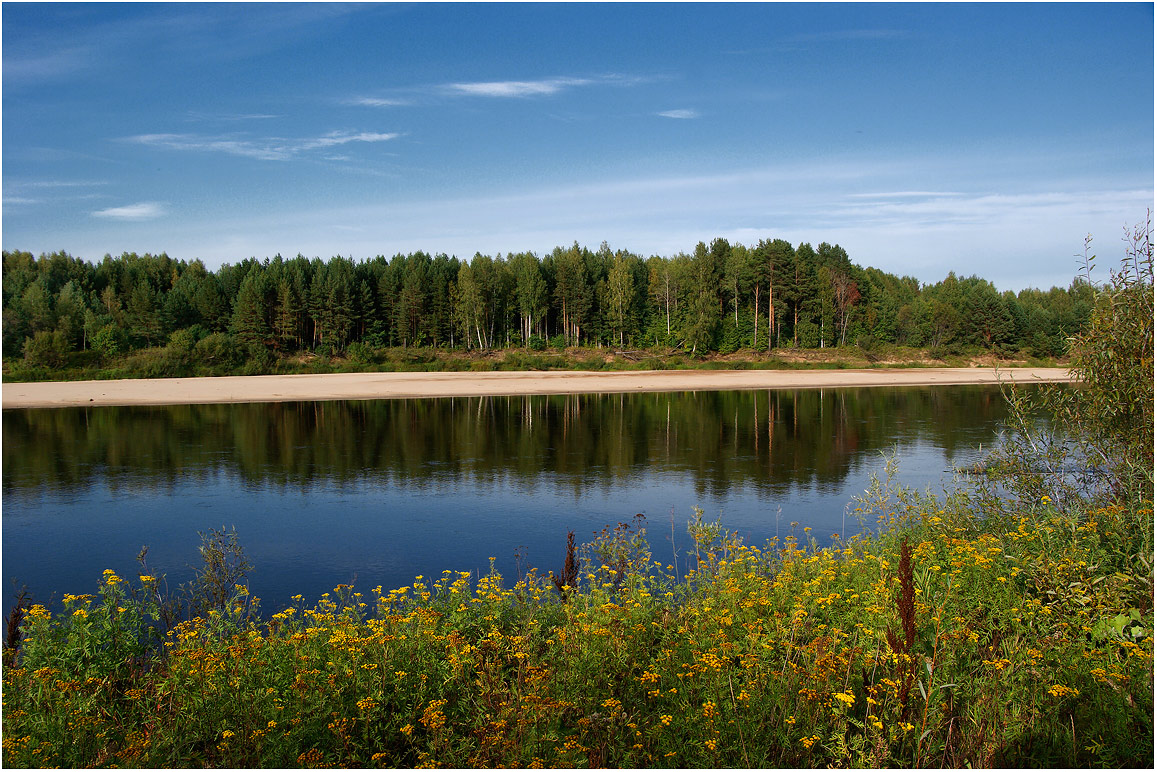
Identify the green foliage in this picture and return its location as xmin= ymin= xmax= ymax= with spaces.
xmin=186 ymin=526 xmax=254 ymax=616
xmin=91 ymin=323 xmax=126 ymax=361
xmin=193 ymin=332 xmax=242 ymax=370
xmin=22 ymin=329 xmax=68 ymax=368
xmin=1063 ymin=222 xmax=1154 ymax=486
xmin=346 ymin=341 xmax=375 ymax=365
xmin=3 ymin=241 xmax=1094 ymax=375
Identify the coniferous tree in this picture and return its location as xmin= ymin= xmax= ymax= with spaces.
xmin=231 ymin=271 xmax=270 ymax=349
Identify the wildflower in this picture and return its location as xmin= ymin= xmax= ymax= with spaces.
xmin=660 ymin=714 xmax=673 ymax=725
xmin=400 ymin=724 xmax=414 ymax=736
xmin=705 ymin=738 xmax=717 ymax=751
xmin=831 ymin=691 xmax=855 ymax=707
xmin=139 ymin=575 xmax=156 ymax=584
xmin=221 ymin=730 xmax=235 ymax=739
xmin=1047 ymin=684 xmax=1080 ymax=698
xmin=103 ymin=569 xmax=122 ymax=586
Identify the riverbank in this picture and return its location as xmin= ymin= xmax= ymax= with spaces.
xmin=2 ymin=367 xmax=1075 ymax=409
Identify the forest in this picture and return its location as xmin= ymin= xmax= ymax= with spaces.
xmin=2 ymin=237 xmax=1093 ymax=377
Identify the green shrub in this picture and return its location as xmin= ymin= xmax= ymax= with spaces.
xmin=346 ymin=341 xmax=375 ymax=365
xmin=194 ymin=332 xmax=241 ymax=370
xmin=91 ymin=324 xmax=126 ymax=362
xmin=22 ymin=330 xmax=68 ymax=368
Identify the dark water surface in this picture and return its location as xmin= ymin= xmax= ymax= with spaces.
xmin=3 ymin=385 xmax=1027 ymax=616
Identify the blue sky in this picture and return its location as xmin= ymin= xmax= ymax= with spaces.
xmin=3 ymin=2 xmax=1152 ymax=291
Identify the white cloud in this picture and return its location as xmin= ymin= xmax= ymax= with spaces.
xmin=442 ymin=77 xmax=594 ymax=98
xmin=300 ymin=131 xmax=400 ymax=150
xmin=92 ymin=202 xmax=166 ymax=221
xmin=185 ymin=111 xmax=281 ymax=122
xmin=126 ymin=130 xmax=398 ymax=161
xmin=26 ymin=180 xmax=110 ymax=188
xmin=847 ymin=191 xmax=962 ymax=199
xmin=349 ymin=97 xmax=408 ymax=107
xmin=129 ymin=133 xmax=289 ymax=160
xmin=657 ymin=109 xmax=699 ymax=119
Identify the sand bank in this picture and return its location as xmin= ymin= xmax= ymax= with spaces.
xmin=2 ymin=367 xmax=1074 ymax=409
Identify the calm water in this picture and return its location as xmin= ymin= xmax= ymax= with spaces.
xmin=2 ymin=386 xmax=1030 ymax=616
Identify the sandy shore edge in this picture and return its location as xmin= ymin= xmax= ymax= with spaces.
xmin=2 ymin=367 xmax=1075 ymax=409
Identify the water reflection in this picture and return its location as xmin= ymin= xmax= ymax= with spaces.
xmin=4 ymin=386 xmax=1016 ymax=499
xmin=2 ymin=385 xmax=1041 ymax=616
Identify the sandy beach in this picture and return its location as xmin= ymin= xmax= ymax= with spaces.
xmin=2 ymin=367 xmax=1074 ymax=409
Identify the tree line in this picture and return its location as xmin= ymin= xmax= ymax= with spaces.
xmin=2 ymin=238 xmax=1094 ymax=368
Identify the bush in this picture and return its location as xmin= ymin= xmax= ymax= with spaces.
xmin=22 ymin=329 xmax=68 ymax=368
xmin=194 ymin=332 xmax=242 ymax=370
xmin=167 ymin=328 xmax=197 ymax=358
xmin=346 ymin=341 xmax=375 ymax=365
xmin=91 ymin=324 xmax=126 ymax=362
xmin=240 ymin=344 xmax=275 ymax=375
xmin=527 ymin=335 xmax=547 ymax=351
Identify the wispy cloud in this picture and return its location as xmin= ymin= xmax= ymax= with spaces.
xmin=847 ymin=191 xmax=962 ymax=199
xmin=348 ymin=97 xmax=409 ymax=107
xmin=23 ymin=180 xmax=108 ymax=189
xmin=657 ymin=109 xmax=699 ymax=120
xmin=92 ymin=202 xmax=166 ymax=221
xmin=300 ymin=131 xmax=399 ymax=150
xmin=2 ymin=47 xmax=93 ymax=83
xmin=4 ymin=4 xmax=367 ymax=87
xmin=4 ymin=180 xmax=110 ymax=207
xmin=185 ymin=111 xmax=282 ymax=122
xmin=442 ymin=77 xmax=595 ymax=98
xmin=126 ymin=130 xmax=399 ymax=161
